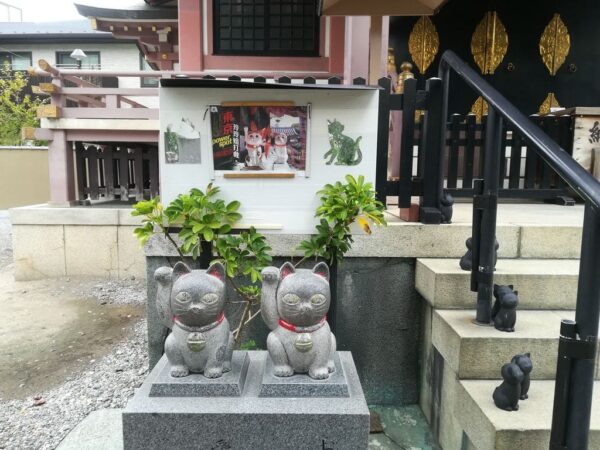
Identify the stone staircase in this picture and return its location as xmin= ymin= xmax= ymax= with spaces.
xmin=415 ymin=205 xmax=600 ymax=449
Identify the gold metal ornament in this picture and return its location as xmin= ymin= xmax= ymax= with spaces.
xmin=540 ymin=13 xmax=570 ymax=76
xmin=471 ymin=11 xmax=509 ymax=75
xmin=470 ymin=96 xmax=489 ymax=123
xmin=396 ymin=61 xmax=415 ymax=94
xmin=387 ymin=47 xmax=397 ymax=76
xmin=408 ymin=16 xmax=439 ymax=74
xmin=539 ymin=92 xmax=561 ymax=114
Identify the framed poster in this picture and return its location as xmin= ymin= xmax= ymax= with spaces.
xmin=209 ymin=104 xmax=309 ymax=174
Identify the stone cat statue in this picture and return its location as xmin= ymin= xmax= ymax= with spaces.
xmin=493 ymin=362 xmax=524 ymax=411
xmin=155 ymin=261 xmax=234 ymax=378
xmin=261 ymin=262 xmax=336 ymax=379
xmin=492 ymin=284 xmax=519 ymax=332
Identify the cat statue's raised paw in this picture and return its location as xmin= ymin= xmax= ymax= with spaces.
xmin=261 ymin=262 xmax=336 ymax=380
xmin=154 ymin=261 xmax=233 ymax=378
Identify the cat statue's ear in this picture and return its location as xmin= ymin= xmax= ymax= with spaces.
xmin=206 ymin=262 xmax=225 ymax=282
xmin=172 ymin=261 xmax=192 ymax=282
xmin=280 ymin=262 xmax=296 ymax=279
xmin=312 ymin=262 xmax=330 ymax=281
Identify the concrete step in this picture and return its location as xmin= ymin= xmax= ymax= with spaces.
xmin=432 ymin=309 xmax=600 ymax=380
xmin=416 ymin=258 xmax=580 ymax=309
xmin=456 ymin=379 xmax=600 ymax=450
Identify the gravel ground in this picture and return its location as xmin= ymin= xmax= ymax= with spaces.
xmin=0 ymin=211 xmax=150 ymax=450
xmin=0 ymin=319 xmax=148 ymax=450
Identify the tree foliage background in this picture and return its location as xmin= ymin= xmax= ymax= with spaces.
xmin=0 ymin=64 xmax=46 ymax=145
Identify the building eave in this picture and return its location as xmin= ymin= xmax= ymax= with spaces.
xmin=74 ymin=3 xmax=178 ymax=21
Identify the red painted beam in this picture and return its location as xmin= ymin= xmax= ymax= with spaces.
xmin=178 ymin=0 xmax=202 ymax=71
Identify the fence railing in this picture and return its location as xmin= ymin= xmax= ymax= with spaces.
xmin=432 ymin=50 xmax=600 ymax=449
xmin=74 ymin=142 xmax=159 ymax=202
xmin=383 ymin=77 xmax=576 ymax=208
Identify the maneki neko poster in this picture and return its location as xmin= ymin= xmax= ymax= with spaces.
xmin=158 ymin=80 xmax=379 ymax=233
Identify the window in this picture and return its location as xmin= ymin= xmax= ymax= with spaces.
xmin=0 ymin=52 xmax=32 ymax=70
xmin=56 ymin=51 xmax=100 ymax=69
xmin=140 ymin=54 xmax=159 ymax=87
xmin=213 ymin=0 xmax=320 ymax=56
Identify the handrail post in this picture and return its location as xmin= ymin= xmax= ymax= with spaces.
xmin=474 ymin=107 xmax=502 ymax=324
xmin=419 ymin=77 xmax=444 ymax=223
xmin=376 ymin=77 xmax=391 ymax=204
xmin=550 ymin=202 xmax=600 ymax=449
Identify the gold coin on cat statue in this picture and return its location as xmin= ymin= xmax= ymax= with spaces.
xmin=186 ymin=332 xmax=207 ymax=352
xmin=294 ymin=333 xmax=313 ymax=353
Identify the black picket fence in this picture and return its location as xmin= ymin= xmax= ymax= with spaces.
xmin=379 ymin=77 xmax=576 ymax=207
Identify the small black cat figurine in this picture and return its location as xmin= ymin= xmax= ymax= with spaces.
xmin=440 ymin=192 xmax=455 ymax=224
xmin=492 ymin=284 xmax=519 ymax=332
xmin=512 ymin=353 xmax=533 ymax=400
xmin=459 ymin=237 xmax=473 ymax=271
xmin=493 ymin=362 xmax=524 ymax=411
xmin=458 ymin=237 xmax=499 ymax=271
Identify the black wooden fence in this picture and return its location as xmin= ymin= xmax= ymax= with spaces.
xmin=382 ymin=77 xmax=576 ymax=207
xmin=74 ymin=142 xmax=159 ymax=202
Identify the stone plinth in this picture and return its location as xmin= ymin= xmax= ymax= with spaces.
xmin=122 ymin=351 xmax=369 ymax=450
xmin=149 ymin=352 xmax=250 ymax=397
xmin=259 ymin=352 xmax=349 ymax=398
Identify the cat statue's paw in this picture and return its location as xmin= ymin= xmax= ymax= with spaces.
xmin=204 ymin=367 xmax=224 ymax=378
xmin=170 ymin=365 xmax=190 ymax=378
xmin=309 ymin=367 xmax=330 ymax=380
xmin=273 ymin=365 xmax=294 ymax=377
xmin=327 ymin=360 xmax=336 ymax=373
xmin=261 ymin=266 xmax=279 ymax=283
xmin=222 ymin=361 xmax=232 ymax=373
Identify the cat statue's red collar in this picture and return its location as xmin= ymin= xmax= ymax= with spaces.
xmin=278 ymin=316 xmax=327 ymax=333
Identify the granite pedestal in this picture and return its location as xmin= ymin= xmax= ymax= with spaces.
xmin=122 ymin=351 xmax=369 ymax=450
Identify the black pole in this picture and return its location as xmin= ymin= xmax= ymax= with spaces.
xmin=419 ymin=77 xmax=444 ymax=224
xmin=475 ymin=108 xmax=502 ymax=324
xmin=375 ymin=77 xmax=391 ymax=204
xmin=564 ymin=203 xmax=600 ymax=448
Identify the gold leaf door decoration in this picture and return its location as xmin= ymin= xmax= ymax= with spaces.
xmin=471 ymin=11 xmax=509 ymax=75
xmin=408 ymin=16 xmax=439 ymax=74
xmin=539 ymin=92 xmax=561 ymax=114
xmin=470 ymin=96 xmax=489 ymax=123
xmin=540 ymin=14 xmax=570 ymax=76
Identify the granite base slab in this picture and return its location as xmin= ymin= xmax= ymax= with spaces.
xmin=259 ymin=352 xmax=349 ymax=398
xmin=123 ymin=351 xmax=369 ymax=450
xmin=149 ymin=351 xmax=249 ymax=397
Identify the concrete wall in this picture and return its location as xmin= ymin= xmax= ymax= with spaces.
xmin=0 ymin=146 xmax=49 ymax=209
xmin=10 ymin=206 xmax=145 ymax=280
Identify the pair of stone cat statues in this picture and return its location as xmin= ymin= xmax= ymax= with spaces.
xmin=154 ymin=261 xmax=336 ymax=380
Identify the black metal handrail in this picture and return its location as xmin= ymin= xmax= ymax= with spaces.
xmin=435 ymin=50 xmax=600 ymax=449
xmin=438 ymin=50 xmax=600 ymax=210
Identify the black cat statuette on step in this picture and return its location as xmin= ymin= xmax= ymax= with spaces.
xmin=440 ymin=192 xmax=454 ymax=224
xmin=493 ymin=362 xmax=524 ymax=411
xmin=512 ymin=353 xmax=533 ymax=400
xmin=491 ymin=284 xmax=519 ymax=332
xmin=459 ymin=237 xmax=499 ymax=271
